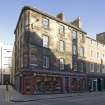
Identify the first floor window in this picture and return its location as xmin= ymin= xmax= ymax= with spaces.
xmin=102 ymin=65 xmax=105 ymax=73
xmin=97 ymin=64 xmax=100 ymax=73
xmin=43 ymin=35 xmax=49 ymax=48
xmin=90 ymin=63 xmax=94 ymax=72
xmin=80 ymin=47 xmax=84 ymax=57
xmin=60 ymin=58 xmax=64 ymax=70
xmin=43 ymin=56 xmax=49 ymax=68
xmin=80 ymin=62 xmax=83 ymax=72
xmin=73 ymin=63 xmax=77 ymax=71
xmin=60 ymin=40 xmax=65 ymax=52
xmin=73 ymin=45 xmax=77 ymax=55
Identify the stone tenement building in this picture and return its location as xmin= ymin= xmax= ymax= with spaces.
xmin=13 ymin=6 xmax=105 ymax=94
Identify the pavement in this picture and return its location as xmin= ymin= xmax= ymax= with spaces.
xmin=8 ymin=86 xmax=92 ymax=102
xmin=1 ymin=85 xmax=105 ymax=105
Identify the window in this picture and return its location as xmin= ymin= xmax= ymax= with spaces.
xmin=97 ymin=42 xmax=98 ymax=46
xmin=43 ymin=56 xmax=49 ymax=68
xmin=90 ymin=63 xmax=94 ymax=72
xmin=60 ymin=40 xmax=65 ymax=52
xmin=102 ymin=65 xmax=105 ymax=73
xmin=91 ymin=50 xmax=93 ymax=57
xmin=80 ymin=47 xmax=84 ymax=57
xmin=43 ymin=35 xmax=49 ymax=48
xmin=42 ymin=18 xmax=49 ymax=29
xmin=59 ymin=25 xmax=64 ymax=34
xmin=73 ymin=63 xmax=77 ymax=71
xmin=80 ymin=62 xmax=83 ymax=72
xmin=103 ymin=54 xmax=105 ymax=60
xmin=81 ymin=34 xmax=84 ymax=41
xmin=91 ymin=39 xmax=93 ymax=44
xmin=97 ymin=52 xmax=99 ymax=58
xmin=60 ymin=58 xmax=64 ymax=70
xmin=97 ymin=64 xmax=100 ymax=73
xmin=72 ymin=31 xmax=77 ymax=39
xmin=73 ymin=45 xmax=77 ymax=55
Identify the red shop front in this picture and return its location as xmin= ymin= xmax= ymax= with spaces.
xmin=18 ymin=72 xmax=63 ymax=94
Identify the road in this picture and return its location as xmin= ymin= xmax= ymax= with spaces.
xmin=0 ymin=85 xmax=105 ymax=105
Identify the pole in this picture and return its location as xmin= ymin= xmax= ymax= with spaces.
xmin=1 ymin=47 xmax=2 ymax=84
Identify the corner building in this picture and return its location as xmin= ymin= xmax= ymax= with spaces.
xmin=14 ymin=6 xmax=96 ymax=94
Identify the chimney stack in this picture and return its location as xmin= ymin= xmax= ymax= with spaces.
xmin=71 ymin=16 xmax=82 ymax=28
xmin=56 ymin=12 xmax=64 ymax=21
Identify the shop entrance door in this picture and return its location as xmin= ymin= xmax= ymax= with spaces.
xmin=92 ymin=80 xmax=97 ymax=91
xmin=65 ymin=77 xmax=69 ymax=93
xmin=97 ymin=78 xmax=101 ymax=91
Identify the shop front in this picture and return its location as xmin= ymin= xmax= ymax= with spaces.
xmin=88 ymin=76 xmax=105 ymax=92
xmin=88 ymin=78 xmax=97 ymax=91
xmin=15 ymin=70 xmax=72 ymax=94
xmin=35 ymin=76 xmax=63 ymax=94
xmin=71 ymin=76 xmax=87 ymax=92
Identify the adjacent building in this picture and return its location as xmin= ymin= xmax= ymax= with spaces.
xmin=0 ymin=43 xmax=13 ymax=84
xmin=13 ymin=6 xmax=105 ymax=94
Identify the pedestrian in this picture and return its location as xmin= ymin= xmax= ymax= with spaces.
xmin=88 ymin=84 xmax=92 ymax=92
xmin=5 ymin=81 xmax=9 ymax=91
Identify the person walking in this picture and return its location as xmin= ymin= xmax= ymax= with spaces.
xmin=5 ymin=81 xmax=9 ymax=91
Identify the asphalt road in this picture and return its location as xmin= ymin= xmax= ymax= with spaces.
xmin=1 ymin=85 xmax=105 ymax=105
xmin=12 ymin=93 xmax=105 ymax=105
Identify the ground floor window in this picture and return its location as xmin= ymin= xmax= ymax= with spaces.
xmin=35 ymin=76 xmax=62 ymax=94
xmin=71 ymin=77 xmax=86 ymax=92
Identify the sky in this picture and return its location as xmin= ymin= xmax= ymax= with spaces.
xmin=0 ymin=0 xmax=105 ymax=44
